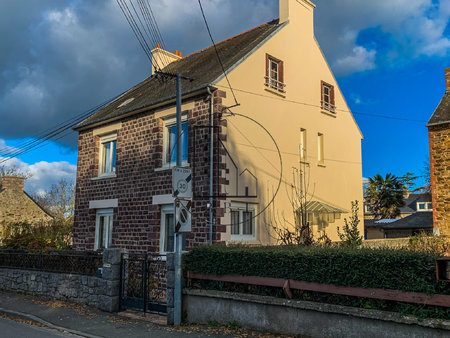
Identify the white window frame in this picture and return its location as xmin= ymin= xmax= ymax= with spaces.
xmin=417 ymin=202 xmax=432 ymax=211
xmin=94 ymin=208 xmax=113 ymax=250
xmin=321 ymin=82 xmax=335 ymax=113
xmin=318 ymin=133 xmax=324 ymax=165
xmin=300 ymin=128 xmax=307 ymax=162
xmin=230 ymin=203 xmax=257 ymax=241
xmin=98 ymin=133 xmax=117 ymax=177
xmin=159 ymin=205 xmax=175 ymax=254
xmin=163 ymin=116 xmax=188 ymax=167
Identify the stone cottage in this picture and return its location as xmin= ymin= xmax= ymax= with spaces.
xmin=0 ymin=176 xmax=53 ymax=229
xmin=427 ymin=67 xmax=450 ymax=238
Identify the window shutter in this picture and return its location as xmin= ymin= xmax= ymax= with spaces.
xmin=320 ymin=81 xmax=324 ymax=109
xmin=278 ymin=60 xmax=284 ymax=91
xmin=330 ymin=84 xmax=335 ymax=108
xmin=265 ymin=54 xmax=269 ymax=85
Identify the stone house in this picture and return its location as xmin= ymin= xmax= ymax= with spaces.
xmin=73 ymin=0 xmax=363 ymax=253
xmin=0 ymin=176 xmax=53 ymax=230
xmin=427 ymin=67 xmax=450 ymax=238
xmin=364 ymin=193 xmax=433 ymax=239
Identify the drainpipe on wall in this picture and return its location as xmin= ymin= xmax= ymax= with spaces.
xmin=207 ymin=87 xmax=214 ymax=245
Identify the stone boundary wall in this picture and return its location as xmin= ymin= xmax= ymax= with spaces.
xmin=0 ymin=248 xmax=122 ymax=312
xmin=183 ymin=289 xmax=450 ymax=338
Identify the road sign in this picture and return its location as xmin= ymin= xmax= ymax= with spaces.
xmin=172 ymin=167 xmax=192 ymax=198
xmin=176 ymin=199 xmax=191 ymax=232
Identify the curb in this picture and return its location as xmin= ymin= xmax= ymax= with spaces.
xmin=0 ymin=307 xmax=103 ymax=338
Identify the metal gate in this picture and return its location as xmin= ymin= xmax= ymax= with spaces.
xmin=120 ymin=253 xmax=167 ymax=314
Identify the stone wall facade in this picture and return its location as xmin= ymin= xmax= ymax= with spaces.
xmin=0 ymin=249 xmax=122 ymax=312
xmin=74 ymin=90 xmax=227 ymax=252
xmin=0 ymin=176 xmax=53 ymax=226
xmin=428 ymin=123 xmax=450 ymax=237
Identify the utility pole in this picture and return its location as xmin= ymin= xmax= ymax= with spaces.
xmin=156 ymin=70 xmax=192 ymax=326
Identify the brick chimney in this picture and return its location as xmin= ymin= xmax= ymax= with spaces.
xmin=150 ymin=44 xmax=182 ymax=75
xmin=445 ymin=67 xmax=450 ymax=92
xmin=1 ymin=176 xmax=25 ymax=193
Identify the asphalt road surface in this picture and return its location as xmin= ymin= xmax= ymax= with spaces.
xmin=0 ymin=317 xmax=80 ymax=338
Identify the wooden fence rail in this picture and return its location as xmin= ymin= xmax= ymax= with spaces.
xmin=186 ymin=271 xmax=450 ymax=308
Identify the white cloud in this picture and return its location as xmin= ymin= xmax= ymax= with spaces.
xmin=315 ymin=0 xmax=450 ymax=75
xmin=334 ymin=46 xmax=376 ymax=75
xmin=0 ymin=156 xmax=76 ymax=195
xmin=0 ymin=139 xmax=20 ymax=155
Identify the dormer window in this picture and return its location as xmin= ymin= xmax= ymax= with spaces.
xmin=265 ymin=54 xmax=285 ymax=93
xmin=417 ymin=202 xmax=432 ymax=211
xmin=321 ymin=81 xmax=335 ymax=113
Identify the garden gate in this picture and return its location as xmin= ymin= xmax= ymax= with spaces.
xmin=120 ymin=253 xmax=167 ymax=314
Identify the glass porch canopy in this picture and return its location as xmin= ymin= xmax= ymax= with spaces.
xmin=304 ymin=201 xmax=346 ymax=226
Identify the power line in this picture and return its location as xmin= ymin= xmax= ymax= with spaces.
xmin=197 ymin=0 xmax=239 ymax=106
xmin=215 ymin=84 xmax=428 ymax=123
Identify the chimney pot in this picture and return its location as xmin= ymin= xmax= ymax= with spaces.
xmin=156 ymin=43 xmax=161 ymax=49
xmin=1 ymin=176 xmax=25 ymax=193
xmin=445 ymin=67 xmax=450 ymax=92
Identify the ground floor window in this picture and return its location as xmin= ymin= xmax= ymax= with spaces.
xmin=230 ymin=203 xmax=257 ymax=241
xmin=160 ymin=205 xmax=174 ymax=253
xmin=95 ymin=209 xmax=113 ymax=250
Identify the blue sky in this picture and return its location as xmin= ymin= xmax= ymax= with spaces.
xmin=0 ymin=0 xmax=449 ymax=193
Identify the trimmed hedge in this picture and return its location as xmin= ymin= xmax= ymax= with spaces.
xmin=184 ymin=245 xmax=450 ymax=295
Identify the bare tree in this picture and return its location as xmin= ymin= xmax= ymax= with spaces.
xmin=34 ymin=179 xmax=75 ymax=224
xmin=0 ymin=165 xmax=32 ymax=183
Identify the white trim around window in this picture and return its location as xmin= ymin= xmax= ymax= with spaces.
xmin=230 ymin=202 xmax=257 ymax=241
xmin=95 ymin=208 xmax=114 ymax=250
xmin=162 ymin=115 xmax=188 ymax=167
xmin=98 ymin=133 xmax=117 ymax=177
xmin=160 ymin=205 xmax=175 ymax=254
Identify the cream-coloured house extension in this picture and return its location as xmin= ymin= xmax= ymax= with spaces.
xmin=217 ymin=0 xmax=363 ymax=243
xmin=73 ymin=0 xmax=363 ymax=252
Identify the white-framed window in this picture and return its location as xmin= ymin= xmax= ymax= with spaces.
xmin=417 ymin=202 xmax=432 ymax=211
xmin=163 ymin=117 xmax=188 ymax=166
xmin=230 ymin=203 xmax=257 ymax=241
xmin=95 ymin=209 xmax=113 ymax=250
xmin=160 ymin=205 xmax=175 ymax=253
xmin=300 ymin=128 xmax=307 ymax=161
xmin=321 ymin=81 xmax=335 ymax=113
xmin=99 ymin=134 xmax=117 ymax=176
xmin=318 ymin=133 xmax=324 ymax=164
xmin=265 ymin=54 xmax=285 ymax=93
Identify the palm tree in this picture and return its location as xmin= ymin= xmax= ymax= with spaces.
xmin=365 ymin=173 xmax=405 ymax=219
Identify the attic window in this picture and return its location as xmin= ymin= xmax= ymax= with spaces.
xmin=117 ymin=98 xmax=135 ymax=108
xmin=265 ymin=54 xmax=285 ymax=93
xmin=417 ymin=202 xmax=432 ymax=211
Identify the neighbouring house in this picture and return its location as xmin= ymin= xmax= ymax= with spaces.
xmin=364 ymin=193 xmax=433 ymax=239
xmin=73 ymin=0 xmax=363 ymax=253
xmin=427 ymin=67 xmax=450 ymax=238
xmin=0 ymin=176 xmax=53 ymax=232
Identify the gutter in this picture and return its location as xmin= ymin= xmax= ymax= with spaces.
xmin=207 ymin=86 xmax=214 ymax=245
xmin=74 ymin=84 xmax=212 ymax=132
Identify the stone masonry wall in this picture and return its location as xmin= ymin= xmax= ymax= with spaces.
xmin=74 ymin=90 xmax=227 ymax=252
xmin=428 ymin=123 xmax=450 ymax=237
xmin=0 ymin=249 xmax=122 ymax=312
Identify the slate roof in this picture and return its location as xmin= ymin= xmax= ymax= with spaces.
xmin=365 ymin=212 xmax=433 ymax=230
xmin=399 ymin=192 xmax=431 ymax=214
xmin=427 ymin=92 xmax=450 ymax=127
xmin=75 ymin=19 xmax=283 ymax=130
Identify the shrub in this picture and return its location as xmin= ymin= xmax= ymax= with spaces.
xmin=185 ymin=245 xmax=449 ymax=295
xmin=1 ymin=220 xmax=72 ymax=250
xmin=408 ymin=232 xmax=450 ymax=255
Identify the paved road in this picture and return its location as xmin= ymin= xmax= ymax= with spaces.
xmin=0 ymin=317 xmax=80 ymax=338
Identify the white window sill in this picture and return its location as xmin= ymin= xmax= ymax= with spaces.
xmin=91 ymin=173 xmax=117 ymax=181
xmin=155 ymin=162 xmax=190 ymax=172
xmin=264 ymin=86 xmax=286 ymax=98
xmin=321 ymin=110 xmax=337 ymax=118
xmin=317 ymin=163 xmax=326 ymax=168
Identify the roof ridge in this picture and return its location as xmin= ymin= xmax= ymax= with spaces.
xmin=168 ymin=19 xmax=279 ymax=65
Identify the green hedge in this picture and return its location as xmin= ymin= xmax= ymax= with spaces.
xmin=184 ymin=245 xmax=450 ymax=295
